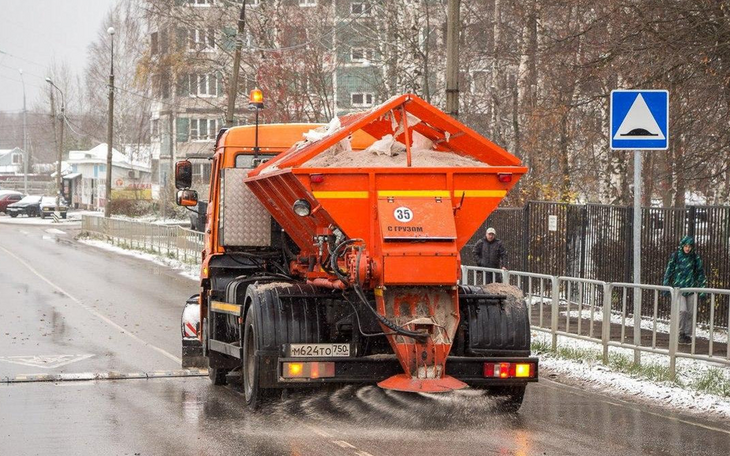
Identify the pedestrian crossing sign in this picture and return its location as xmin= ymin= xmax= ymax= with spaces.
xmin=610 ymin=90 xmax=669 ymax=150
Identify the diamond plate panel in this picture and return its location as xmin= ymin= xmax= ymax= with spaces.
xmin=220 ymin=168 xmax=272 ymax=247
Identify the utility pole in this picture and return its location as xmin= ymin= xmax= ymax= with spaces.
xmin=46 ymin=78 xmax=65 ymax=214
xmin=19 ymin=69 xmax=28 ymax=194
xmin=225 ymin=0 xmax=247 ymax=127
xmin=105 ymin=27 xmax=115 ymax=218
xmin=445 ymin=0 xmax=460 ymax=118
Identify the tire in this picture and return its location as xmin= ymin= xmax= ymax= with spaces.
xmin=242 ymin=305 xmax=269 ymax=409
xmin=40 ymin=213 xmax=46 ymax=219
xmin=9 ymin=213 xmax=17 ymax=218
xmin=62 ymin=213 xmax=67 ymax=219
xmin=488 ymin=385 xmax=526 ymax=413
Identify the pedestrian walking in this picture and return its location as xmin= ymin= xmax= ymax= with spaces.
xmin=662 ymin=236 xmax=708 ymax=344
xmin=472 ymin=227 xmax=507 ymax=284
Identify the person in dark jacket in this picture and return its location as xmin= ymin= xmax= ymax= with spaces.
xmin=663 ymin=236 xmax=708 ymax=344
xmin=472 ymin=227 xmax=507 ymax=283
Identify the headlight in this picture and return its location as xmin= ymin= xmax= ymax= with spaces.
xmin=292 ymin=199 xmax=311 ymax=217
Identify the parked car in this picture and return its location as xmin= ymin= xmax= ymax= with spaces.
xmin=6 ymin=195 xmax=42 ymax=218
xmin=40 ymin=196 xmax=68 ymax=219
xmin=0 ymin=190 xmax=24 ymax=213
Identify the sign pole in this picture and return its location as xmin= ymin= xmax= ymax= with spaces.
xmin=633 ymin=149 xmax=642 ymax=364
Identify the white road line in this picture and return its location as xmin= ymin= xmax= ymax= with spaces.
xmin=542 ymin=378 xmax=730 ymax=435
xmin=332 ymin=441 xmax=356 ymax=449
xmin=0 ymin=244 xmax=182 ymax=365
xmin=45 ymin=228 xmax=66 ymax=235
xmin=354 ymin=451 xmax=374 ymax=456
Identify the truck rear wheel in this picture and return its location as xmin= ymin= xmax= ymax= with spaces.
xmin=488 ymin=385 xmax=526 ymax=413
xmin=242 ymin=302 xmax=269 ymax=409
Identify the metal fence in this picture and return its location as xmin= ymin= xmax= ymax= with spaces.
xmin=81 ymin=216 xmax=204 ymax=265
xmin=463 ymin=202 xmax=730 ymax=326
xmin=462 ymin=266 xmax=730 ymax=378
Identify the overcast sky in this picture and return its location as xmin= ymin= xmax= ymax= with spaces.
xmin=0 ymin=0 xmax=117 ymax=113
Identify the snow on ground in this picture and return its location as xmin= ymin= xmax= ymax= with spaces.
xmin=79 ymin=238 xmax=199 ymax=282
xmin=533 ymin=331 xmax=730 ymax=419
xmin=560 ymin=308 xmax=729 ymax=343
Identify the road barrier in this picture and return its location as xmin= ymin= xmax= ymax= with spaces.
xmin=82 ymin=215 xmax=203 ymax=265
xmin=462 ymin=266 xmax=730 ymax=378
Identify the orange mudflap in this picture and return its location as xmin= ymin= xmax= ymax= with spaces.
xmin=375 ymin=287 xmax=467 ymax=393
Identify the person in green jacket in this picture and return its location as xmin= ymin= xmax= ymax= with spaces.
xmin=662 ymin=236 xmax=708 ymax=344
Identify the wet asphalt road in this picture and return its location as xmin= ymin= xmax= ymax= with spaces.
xmin=1 ymin=220 xmax=729 ymax=456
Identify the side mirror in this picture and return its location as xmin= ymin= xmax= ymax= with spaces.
xmin=175 ymin=160 xmax=193 ymax=190
xmin=176 ymin=189 xmax=198 ymax=207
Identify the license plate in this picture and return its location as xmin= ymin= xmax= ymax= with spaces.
xmin=288 ymin=343 xmax=350 ymax=358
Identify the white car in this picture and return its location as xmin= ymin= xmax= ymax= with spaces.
xmin=40 ymin=196 xmax=68 ymax=219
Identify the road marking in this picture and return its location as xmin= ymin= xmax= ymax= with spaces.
xmin=332 ymin=441 xmax=356 ymax=449
xmin=1 ymin=369 xmax=208 ymax=384
xmin=45 ymin=228 xmax=66 ymax=235
xmin=0 ymin=244 xmax=182 ymax=365
xmin=542 ymin=378 xmax=730 ymax=435
xmin=0 ymin=354 xmax=94 ymax=369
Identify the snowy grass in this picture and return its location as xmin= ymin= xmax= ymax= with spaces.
xmin=532 ymin=331 xmax=730 ymax=418
xmin=77 ymin=233 xmax=199 ymax=282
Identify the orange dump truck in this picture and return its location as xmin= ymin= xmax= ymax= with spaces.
xmin=176 ymin=94 xmax=537 ymax=410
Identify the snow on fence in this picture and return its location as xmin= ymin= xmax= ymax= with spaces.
xmin=462 ymin=266 xmax=730 ymax=378
xmin=81 ymin=215 xmax=203 ymax=265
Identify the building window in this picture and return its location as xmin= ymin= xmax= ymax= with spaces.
xmin=350 ymin=47 xmax=373 ymax=63
xmin=11 ymin=153 xmax=21 ymax=165
xmin=471 ymin=71 xmax=489 ymax=94
xmin=351 ymin=2 xmax=370 ymax=16
xmin=188 ymin=0 xmax=214 ymax=5
xmin=150 ymin=32 xmax=159 ymax=55
xmin=189 ymin=28 xmax=215 ymax=51
xmin=189 ymin=73 xmax=219 ymax=97
xmin=190 ymin=119 xmax=219 ymax=141
xmin=351 ymin=92 xmax=374 ymax=107
xmin=151 ymin=119 xmax=160 ymax=138
xmin=236 ymin=0 xmax=259 ymax=5
xmin=299 ymin=0 xmax=317 ymax=6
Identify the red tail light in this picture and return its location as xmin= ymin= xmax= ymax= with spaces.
xmin=497 ymin=173 xmax=512 ymax=183
xmin=483 ymin=362 xmax=535 ymax=378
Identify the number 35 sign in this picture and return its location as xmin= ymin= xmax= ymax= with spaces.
xmin=394 ymin=207 xmax=413 ymax=222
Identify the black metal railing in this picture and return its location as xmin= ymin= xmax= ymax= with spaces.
xmin=462 ymin=202 xmax=730 ymax=326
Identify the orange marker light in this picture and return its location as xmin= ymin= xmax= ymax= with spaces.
xmin=515 ymin=363 xmax=531 ymax=378
xmin=287 ymin=362 xmax=303 ymax=377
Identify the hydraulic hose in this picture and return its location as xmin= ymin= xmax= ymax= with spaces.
xmin=352 ymin=246 xmax=428 ymax=343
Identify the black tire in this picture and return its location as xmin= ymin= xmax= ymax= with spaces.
xmin=62 ymin=213 xmax=67 ymax=219
xmin=40 ymin=213 xmax=46 ymax=219
xmin=9 ymin=213 xmax=17 ymax=218
xmin=488 ymin=385 xmax=526 ymax=413
xmin=242 ymin=305 xmax=269 ymax=409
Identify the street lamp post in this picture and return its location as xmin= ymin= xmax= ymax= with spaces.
xmin=45 ymin=78 xmax=65 ymax=214
xmin=19 ymin=69 xmax=28 ymax=194
xmin=105 ymin=26 xmax=115 ymax=218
